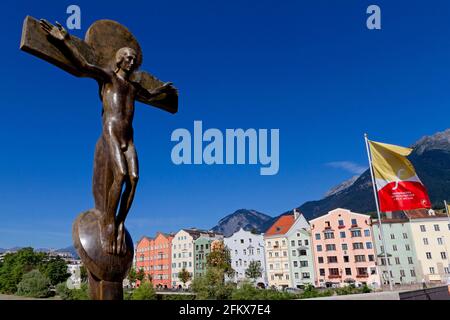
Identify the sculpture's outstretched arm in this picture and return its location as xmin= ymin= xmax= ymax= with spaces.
xmin=136 ymin=81 xmax=177 ymax=103
xmin=40 ymin=19 xmax=110 ymax=81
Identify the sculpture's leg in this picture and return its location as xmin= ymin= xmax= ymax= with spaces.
xmin=116 ymin=143 xmax=139 ymax=223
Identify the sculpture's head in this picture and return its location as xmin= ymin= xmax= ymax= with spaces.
xmin=115 ymin=47 xmax=139 ymax=74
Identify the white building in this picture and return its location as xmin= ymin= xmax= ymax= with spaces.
xmin=224 ymin=228 xmax=267 ymax=287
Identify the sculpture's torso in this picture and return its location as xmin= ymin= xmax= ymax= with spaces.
xmin=101 ymin=72 xmax=136 ymax=149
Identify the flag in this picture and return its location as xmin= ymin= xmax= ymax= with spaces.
xmin=368 ymin=140 xmax=431 ymax=212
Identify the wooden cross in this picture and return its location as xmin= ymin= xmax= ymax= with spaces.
xmin=20 ymin=15 xmax=178 ymax=114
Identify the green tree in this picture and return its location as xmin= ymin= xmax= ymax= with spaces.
xmin=40 ymin=256 xmax=70 ymax=286
xmin=191 ymin=267 xmax=235 ymax=300
xmin=131 ymin=281 xmax=157 ymax=300
xmin=127 ymin=268 xmax=137 ymax=286
xmin=178 ymin=268 xmax=192 ymax=288
xmin=245 ymin=261 xmax=262 ymax=282
xmin=136 ymin=268 xmax=146 ymax=282
xmin=80 ymin=265 xmax=88 ymax=283
xmin=16 ymin=269 xmax=51 ymax=298
xmin=0 ymin=248 xmax=46 ymax=294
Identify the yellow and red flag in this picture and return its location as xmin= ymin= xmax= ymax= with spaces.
xmin=368 ymin=140 xmax=431 ymax=212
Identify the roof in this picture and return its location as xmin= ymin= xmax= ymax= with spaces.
xmin=404 ymin=209 xmax=449 ymax=220
xmin=265 ymin=215 xmax=295 ymax=236
xmin=182 ymin=228 xmax=223 ymax=240
xmin=372 ymin=218 xmax=410 ymax=224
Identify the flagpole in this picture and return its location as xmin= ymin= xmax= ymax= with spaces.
xmin=364 ymin=133 xmax=394 ymax=291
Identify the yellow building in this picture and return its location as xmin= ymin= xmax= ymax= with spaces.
xmin=264 ymin=215 xmax=295 ymax=289
xmin=405 ymin=210 xmax=450 ymax=283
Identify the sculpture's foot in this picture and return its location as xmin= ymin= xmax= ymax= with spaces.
xmin=72 ymin=209 xmax=134 ymax=300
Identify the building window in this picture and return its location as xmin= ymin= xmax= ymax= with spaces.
xmin=300 ymin=261 xmax=308 ymax=267
xmin=292 ymin=250 xmax=297 ymax=256
xmin=319 ymin=269 xmax=325 ymax=276
xmin=405 ymin=244 xmax=410 ymax=251
xmin=410 ymin=269 xmax=416 ymax=277
xmin=293 ymin=261 xmax=298 ymax=267
xmin=366 ymin=242 xmax=373 ymax=249
xmin=434 ymin=224 xmax=440 ymax=231
xmin=356 ymin=268 xmax=368 ymax=276
xmin=345 ymin=268 xmax=352 ymax=275
xmin=368 ymin=255 xmax=374 ymax=262
xmin=441 ymin=252 xmax=447 ymax=259
xmin=429 ymin=267 xmax=435 ymax=274
xmin=324 ymin=231 xmax=335 ymax=239
xmin=315 ymin=233 xmax=321 ymax=240
xmin=294 ymin=272 xmax=299 ymax=279
xmin=318 ymin=257 xmax=324 ymax=264
xmin=283 ymin=251 xmax=287 ymax=257
xmin=317 ymin=245 xmax=322 ymax=252
xmin=327 ymin=256 xmax=338 ymax=263
xmin=423 ymin=238 xmax=429 ymax=245
xmin=338 ymin=220 xmax=344 ymax=227
xmin=342 ymin=243 xmax=348 ymax=251
xmin=351 ymin=230 xmax=362 ymax=237
xmin=408 ymin=257 xmax=413 ymax=264
xmin=329 ymin=268 xmax=340 ymax=276
xmin=437 ymin=238 xmax=443 ymax=245
xmin=393 ymin=245 xmax=397 ymax=251
xmin=400 ymin=270 xmax=405 ymax=277
xmin=403 ymin=233 xmax=408 ymax=239
xmin=444 ymin=267 xmax=450 ymax=274
xmin=291 ymin=240 xmax=295 ymax=247
xmin=395 ymin=257 xmax=400 ymax=265
xmin=340 ymin=231 xmax=346 ymax=238
xmin=299 ymin=250 xmax=307 ymax=256
xmin=326 ymin=244 xmax=336 ymax=251
xmin=355 ymin=255 xmax=366 ymax=262
xmin=426 ymin=252 xmax=432 ymax=259
xmin=305 ymin=240 xmax=309 ymax=246
xmin=351 ymin=218 xmax=357 ymax=226
xmin=390 ymin=234 xmax=395 ymax=239
xmin=353 ymin=242 xmax=364 ymax=250
xmin=302 ymin=272 xmax=310 ymax=279
xmin=420 ymin=225 xmax=426 ymax=232
xmin=298 ymin=240 xmax=302 ymax=246
xmin=343 ymin=256 xmax=349 ymax=263
xmin=240 ymin=239 xmax=244 ymax=244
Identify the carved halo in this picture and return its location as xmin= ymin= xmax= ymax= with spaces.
xmin=85 ymin=20 xmax=143 ymax=70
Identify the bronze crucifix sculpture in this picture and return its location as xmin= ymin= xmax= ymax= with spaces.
xmin=20 ymin=16 xmax=178 ymax=299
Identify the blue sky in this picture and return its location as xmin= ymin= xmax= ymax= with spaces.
xmin=1 ymin=0 xmax=450 ymax=248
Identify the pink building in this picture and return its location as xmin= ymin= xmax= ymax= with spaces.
xmin=310 ymin=208 xmax=381 ymax=288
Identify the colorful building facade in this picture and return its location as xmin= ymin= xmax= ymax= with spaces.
xmin=264 ymin=215 xmax=295 ymax=289
xmin=224 ymin=228 xmax=267 ymax=286
xmin=286 ymin=210 xmax=315 ymax=288
xmin=135 ymin=232 xmax=174 ymax=288
xmin=310 ymin=208 xmax=381 ymax=288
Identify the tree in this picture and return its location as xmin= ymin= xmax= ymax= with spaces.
xmin=40 ymin=256 xmax=70 ymax=286
xmin=80 ymin=265 xmax=88 ymax=283
xmin=136 ymin=268 xmax=146 ymax=282
xmin=178 ymin=268 xmax=192 ymax=288
xmin=206 ymin=241 xmax=235 ymax=279
xmin=131 ymin=281 xmax=157 ymax=300
xmin=245 ymin=261 xmax=262 ymax=283
xmin=0 ymin=248 xmax=46 ymax=294
xmin=191 ymin=267 xmax=235 ymax=300
xmin=16 ymin=269 xmax=51 ymax=298
xmin=127 ymin=268 xmax=137 ymax=287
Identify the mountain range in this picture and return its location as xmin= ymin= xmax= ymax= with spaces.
xmin=212 ymin=129 xmax=450 ymax=236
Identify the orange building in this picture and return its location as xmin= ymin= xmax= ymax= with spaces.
xmin=135 ymin=232 xmax=174 ymax=289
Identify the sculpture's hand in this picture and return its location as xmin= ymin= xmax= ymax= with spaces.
xmin=152 ymin=82 xmax=177 ymax=95
xmin=40 ymin=19 xmax=68 ymax=41
xmin=116 ymin=221 xmax=127 ymax=256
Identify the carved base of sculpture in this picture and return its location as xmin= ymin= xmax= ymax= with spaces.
xmin=72 ymin=209 xmax=134 ymax=300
